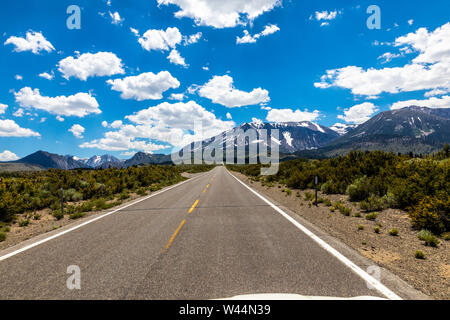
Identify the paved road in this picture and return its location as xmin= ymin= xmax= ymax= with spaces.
xmin=0 ymin=166 xmax=396 ymax=299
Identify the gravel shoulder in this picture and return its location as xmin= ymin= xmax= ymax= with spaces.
xmin=232 ymin=171 xmax=449 ymax=300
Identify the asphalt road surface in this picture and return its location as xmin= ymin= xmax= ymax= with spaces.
xmin=0 ymin=166 xmax=401 ymax=299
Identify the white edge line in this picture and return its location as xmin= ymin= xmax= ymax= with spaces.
xmin=227 ymin=169 xmax=402 ymax=300
xmin=0 ymin=170 xmax=212 ymax=262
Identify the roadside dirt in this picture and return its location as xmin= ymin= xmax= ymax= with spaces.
xmin=233 ymin=172 xmax=450 ymax=300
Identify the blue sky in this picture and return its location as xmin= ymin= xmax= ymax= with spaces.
xmin=0 ymin=0 xmax=449 ymax=160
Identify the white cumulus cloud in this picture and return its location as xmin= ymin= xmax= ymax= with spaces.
xmin=0 ymin=150 xmax=20 ymax=161
xmin=138 ymin=27 xmax=182 ymax=51
xmin=197 ymin=75 xmax=270 ymax=108
xmin=266 ymin=108 xmax=320 ymax=122
xmin=39 ymin=71 xmax=54 ymax=80
xmin=0 ymin=119 xmax=40 ymax=137
xmin=109 ymin=11 xmax=124 ymax=25
xmin=315 ymin=23 xmax=450 ymax=96
xmin=69 ymin=124 xmax=85 ymax=138
xmin=107 ymin=71 xmax=180 ymax=101
xmin=167 ymin=49 xmax=187 ymax=67
xmin=391 ymin=95 xmax=450 ymax=110
xmin=0 ymin=103 xmax=7 ymax=115
xmin=58 ymin=52 xmax=125 ymax=81
xmin=337 ymin=102 xmax=379 ymax=124
xmin=81 ymin=101 xmax=235 ymax=152
xmin=14 ymin=87 xmax=101 ymax=117
xmin=4 ymin=31 xmax=55 ymax=54
xmin=157 ymin=0 xmax=281 ymax=28
xmin=237 ymin=24 xmax=279 ymax=44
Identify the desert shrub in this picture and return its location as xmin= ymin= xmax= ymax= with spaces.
xmin=53 ymin=209 xmax=64 ymax=220
xmin=19 ymin=219 xmax=30 ymax=227
xmin=321 ymin=180 xmax=341 ymax=194
xmin=64 ymin=189 xmax=83 ymax=202
xmin=346 ymin=176 xmax=370 ymax=202
xmin=304 ymin=192 xmax=314 ymax=201
xmin=282 ymin=189 xmax=292 ymax=196
xmin=360 ymin=195 xmax=384 ymax=212
xmin=409 ymin=195 xmax=449 ymax=234
xmin=380 ymin=192 xmax=398 ymax=209
xmin=389 ymin=228 xmax=399 ymax=236
xmin=0 ymin=232 xmax=6 ymax=242
xmin=334 ymin=202 xmax=351 ymax=216
xmin=354 ymin=212 xmax=361 ymax=218
xmin=330 ymin=207 xmax=335 ymax=212
xmin=365 ymin=212 xmax=378 ymax=221
xmin=76 ymin=201 xmax=94 ymax=213
xmin=443 ymin=232 xmax=450 ymax=241
xmin=33 ymin=213 xmax=41 ymax=220
xmin=415 ymin=250 xmax=425 ymax=259
xmin=137 ymin=188 xmax=147 ymax=196
xmin=374 ymin=226 xmax=380 ymax=233
xmin=93 ymin=199 xmax=108 ymax=210
xmin=119 ymin=192 xmax=130 ymax=200
xmin=417 ymin=230 xmax=440 ymax=247
xmin=358 ymin=225 xmax=364 ymax=231
xmin=69 ymin=212 xmax=86 ymax=220
xmin=323 ymin=198 xmax=332 ymax=207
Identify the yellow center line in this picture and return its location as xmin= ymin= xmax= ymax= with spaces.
xmin=188 ymin=199 xmax=199 ymax=214
xmin=206 ymin=184 xmax=210 ymax=189
xmin=202 ymin=188 xmax=207 ymax=193
xmin=162 ymin=219 xmax=186 ymax=253
xmin=162 ymin=196 xmax=202 ymax=254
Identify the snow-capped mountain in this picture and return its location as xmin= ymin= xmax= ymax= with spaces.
xmin=187 ymin=121 xmax=340 ymax=154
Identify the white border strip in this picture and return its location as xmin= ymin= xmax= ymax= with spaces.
xmin=0 ymin=171 xmax=210 ymax=262
xmin=227 ymin=169 xmax=402 ymax=300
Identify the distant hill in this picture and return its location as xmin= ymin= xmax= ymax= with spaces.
xmin=0 ymin=162 xmax=43 ymax=172
xmin=123 ymin=152 xmax=172 ymax=167
xmin=15 ymin=151 xmax=89 ymax=170
xmin=298 ymin=106 xmax=450 ymax=157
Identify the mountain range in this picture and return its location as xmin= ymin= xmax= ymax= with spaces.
xmin=1 ymin=106 xmax=448 ymax=171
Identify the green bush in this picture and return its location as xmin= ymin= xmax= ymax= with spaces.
xmin=304 ymin=191 xmax=314 ymax=201
xmin=334 ymin=202 xmax=351 ymax=216
xmin=19 ymin=219 xmax=30 ymax=227
xmin=53 ymin=210 xmax=64 ymax=220
xmin=358 ymin=225 xmax=364 ymax=231
xmin=374 ymin=226 xmax=380 ymax=233
xmin=417 ymin=230 xmax=440 ymax=247
xmin=282 ymin=189 xmax=292 ymax=196
xmin=360 ymin=195 xmax=384 ymax=212
xmin=137 ymin=188 xmax=147 ymax=196
xmin=365 ymin=212 xmax=379 ymax=221
xmin=321 ymin=180 xmax=341 ymax=194
xmin=346 ymin=176 xmax=370 ymax=202
xmin=389 ymin=228 xmax=399 ymax=236
xmin=69 ymin=212 xmax=86 ymax=220
xmin=119 ymin=192 xmax=130 ymax=200
xmin=0 ymin=232 xmax=6 ymax=242
xmin=409 ymin=195 xmax=449 ymax=234
xmin=415 ymin=250 xmax=425 ymax=259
